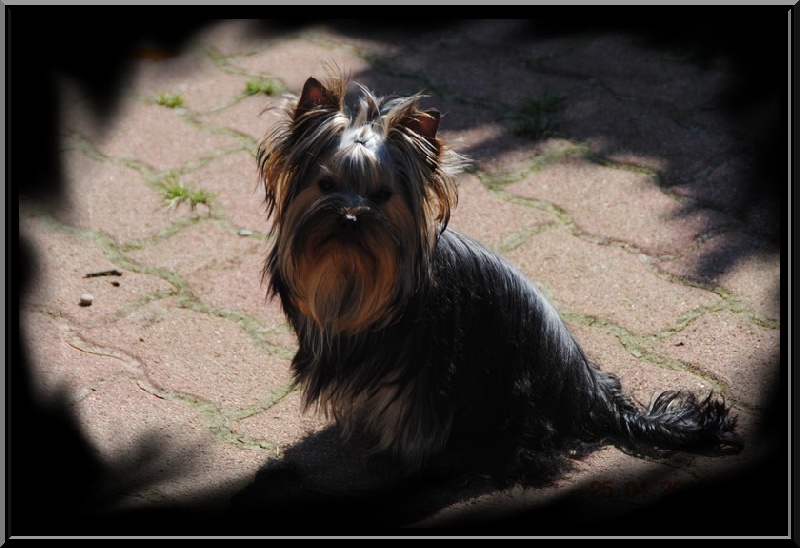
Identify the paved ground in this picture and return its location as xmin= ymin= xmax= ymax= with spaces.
xmin=16 ymin=19 xmax=785 ymax=537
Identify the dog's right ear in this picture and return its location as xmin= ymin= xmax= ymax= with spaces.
xmin=405 ymin=109 xmax=441 ymax=142
xmin=296 ymin=77 xmax=337 ymax=116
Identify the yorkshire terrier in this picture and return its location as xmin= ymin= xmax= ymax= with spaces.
xmin=257 ymin=74 xmax=742 ymax=485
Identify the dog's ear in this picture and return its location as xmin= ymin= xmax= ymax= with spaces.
xmin=296 ymin=77 xmax=337 ymax=115
xmin=405 ymin=109 xmax=440 ymax=141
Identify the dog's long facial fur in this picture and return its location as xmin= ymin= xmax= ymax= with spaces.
xmin=259 ymin=75 xmax=742 ymax=483
xmin=259 ymin=76 xmax=462 ymax=341
xmin=258 ymin=75 xmax=468 ymax=464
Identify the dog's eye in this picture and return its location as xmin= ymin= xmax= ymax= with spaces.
xmin=318 ymin=178 xmax=336 ymax=193
xmin=370 ymin=189 xmax=392 ymax=204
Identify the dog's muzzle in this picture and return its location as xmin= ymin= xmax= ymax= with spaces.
xmin=335 ymin=194 xmax=371 ymax=232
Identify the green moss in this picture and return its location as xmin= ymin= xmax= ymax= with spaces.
xmin=155 ymin=92 xmax=185 ymax=108
xmin=156 ymin=175 xmax=215 ymax=211
xmin=512 ymin=92 xmax=566 ymax=139
xmin=245 ymin=78 xmax=283 ymax=96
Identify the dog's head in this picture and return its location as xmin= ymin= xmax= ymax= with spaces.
xmin=258 ymin=75 xmax=465 ymax=335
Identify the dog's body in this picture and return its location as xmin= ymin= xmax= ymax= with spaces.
xmin=258 ymin=74 xmax=742 ymax=484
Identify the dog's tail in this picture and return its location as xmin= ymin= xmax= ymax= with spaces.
xmin=589 ymin=371 xmax=743 ymax=455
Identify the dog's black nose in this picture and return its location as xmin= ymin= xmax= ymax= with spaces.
xmin=337 ymin=202 xmax=369 ymax=230
xmin=338 ymin=212 xmax=359 ymax=230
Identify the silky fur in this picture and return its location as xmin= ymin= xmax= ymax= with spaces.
xmin=258 ymin=75 xmax=742 ymax=483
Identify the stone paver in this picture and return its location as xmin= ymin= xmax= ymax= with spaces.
xmin=15 ymin=19 xmax=785 ymax=537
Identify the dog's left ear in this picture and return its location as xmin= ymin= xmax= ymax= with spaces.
xmin=294 ymin=76 xmax=349 ymax=123
xmin=405 ymin=110 xmax=441 ymax=142
xmin=296 ymin=77 xmax=336 ymax=115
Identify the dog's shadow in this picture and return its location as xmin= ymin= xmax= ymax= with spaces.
xmin=218 ymin=419 xmax=782 ymax=536
xmin=224 ymin=425 xmax=502 ymax=532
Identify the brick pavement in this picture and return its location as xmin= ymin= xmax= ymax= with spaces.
xmin=16 ymin=19 xmax=785 ymax=537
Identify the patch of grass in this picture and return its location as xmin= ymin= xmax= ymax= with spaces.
xmin=155 ymin=92 xmax=185 ymax=108
xmin=662 ymin=46 xmax=700 ymax=63
xmin=512 ymin=92 xmax=566 ymax=139
xmin=245 ymin=78 xmax=283 ymax=96
xmin=156 ymin=175 xmax=215 ymax=211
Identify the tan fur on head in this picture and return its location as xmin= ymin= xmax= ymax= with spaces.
xmin=258 ymin=73 xmax=467 ymax=340
xmin=281 ymin=181 xmax=406 ymax=334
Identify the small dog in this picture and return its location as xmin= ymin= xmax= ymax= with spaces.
xmin=257 ymin=74 xmax=742 ymax=484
